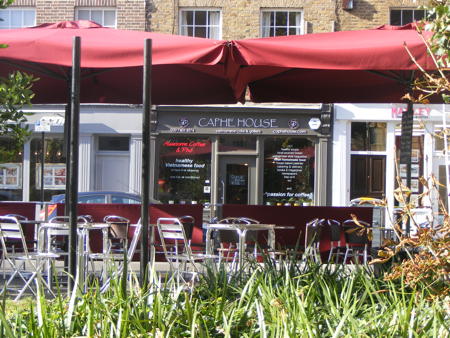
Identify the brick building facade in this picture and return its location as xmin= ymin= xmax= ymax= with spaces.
xmin=6 ymin=0 xmax=429 ymax=36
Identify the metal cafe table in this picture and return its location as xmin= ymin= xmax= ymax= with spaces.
xmin=205 ymin=223 xmax=276 ymax=269
xmin=37 ymin=221 xmax=110 ymax=288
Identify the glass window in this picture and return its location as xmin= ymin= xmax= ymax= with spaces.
xmin=75 ymin=7 xmax=116 ymax=28
xmin=218 ymin=135 xmax=256 ymax=152
xmin=263 ymin=137 xmax=314 ymax=205
xmin=157 ymin=137 xmax=211 ymax=204
xmin=351 ymin=122 xmax=386 ymax=151
xmin=30 ymin=138 xmax=66 ymax=201
xmin=390 ymin=9 xmax=426 ymax=26
xmin=0 ymin=138 xmax=23 ymax=201
xmin=98 ymin=136 xmax=129 ymax=151
xmin=180 ymin=9 xmax=221 ymax=39
xmin=111 ymin=195 xmax=140 ymax=204
xmin=261 ymin=10 xmax=303 ymax=37
xmin=78 ymin=195 xmax=106 ymax=203
xmin=0 ymin=8 xmax=35 ymax=29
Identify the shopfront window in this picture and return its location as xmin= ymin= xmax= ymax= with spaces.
xmin=263 ymin=137 xmax=314 ymax=205
xmin=30 ymin=137 xmax=66 ymax=201
xmin=0 ymin=138 xmax=23 ymax=201
xmin=157 ymin=137 xmax=211 ymax=204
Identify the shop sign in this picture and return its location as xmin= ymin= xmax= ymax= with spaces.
xmin=391 ymin=106 xmax=430 ymax=119
xmin=158 ymin=111 xmax=327 ymax=136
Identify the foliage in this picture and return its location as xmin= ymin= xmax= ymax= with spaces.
xmin=0 ymin=263 xmax=448 ymax=336
xmin=0 ymin=0 xmax=36 ymax=155
xmin=405 ymin=0 xmax=450 ymax=103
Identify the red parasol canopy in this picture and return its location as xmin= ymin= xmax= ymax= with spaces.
xmin=0 ymin=20 xmax=237 ymax=104
xmin=231 ymin=24 xmax=440 ymax=103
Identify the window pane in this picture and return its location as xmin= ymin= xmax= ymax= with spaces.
xmin=275 ymin=12 xmax=287 ymax=26
xmin=195 ymin=26 xmax=207 ymax=38
xmin=158 ymin=137 xmax=211 ymax=204
xmin=98 ymin=136 xmax=129 ymax=151
xmin=11 ymin=11 xmax=22 ymax=27
xmin=91 ymin=10 xmax=103 ymax=24
xmin=351 ymin=122 xmax=386 ymax=151
xmin=209 ymin=26 xmax=220 ymax=39
xmin=414 ymin=10 xmax=425 ymax=21
xmin=103 ymin=10 xmax=116 ymax=27
xmin=195 ymin=11 xmax=206 ymax=25
xmin=79 ymin=195 xmax=106 ymax=203
xmin=77 ymin=10 xmax=90 ymax=20
xmin=219 ymin=136 xmax=256 ymax=152
xmin=390 ymin=10 xmax=401 ymax=25
xmin=289 ymin=28 xmax=297 ymax=35
xmin=23 ymin=10 xmax=35 ymax=26
xmin=275 ymin=27 xmax=287 ymax=36
xmin=0 ymin=11 xmax=8 ymax=28
xmin=183 ymin=11 xmax=193 ymax=25
xmin=402 ymin=10 xmax=413 ymax=25
xmin=289 ymin=12 xmax=297 ymax=25
xmin=264 ymin=137 xmax=315 ymax=205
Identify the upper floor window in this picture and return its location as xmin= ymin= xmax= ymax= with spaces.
xmin=179 ymin=9 xmax=221 ymax=39
xmin=0 ymin=8 xmax=35 ymax=29
xmin=261 ymin=10 xmax=303 ymax=37
xmin=76 ymin=7 xmax=116 ymax=28
xmin=390 ymin=8 xmax=426 ymax=26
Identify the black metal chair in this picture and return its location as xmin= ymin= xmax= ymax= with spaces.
xmin=343 ymin=219 xmax=372 ymax=264
xmin=327 ymin=219 xmax=345 ymax=263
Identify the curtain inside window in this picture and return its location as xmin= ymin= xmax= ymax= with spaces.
xmin=208 ymin=11 xmax=220 ymax=39
xmin=261 ymin=12 xmax=271 ymax=37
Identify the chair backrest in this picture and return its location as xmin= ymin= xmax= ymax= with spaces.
xmin=0 ymin=216 xmax=29 ymax=256
xmin=127 ymin=220 xmax=142 ymax=261
xmin=179 ymin=215 xmax=195 ymax=240
xmin=327 ymin=219 xmax=341 ymax=242
xmin=157 ymin=217 xmax=192 ymax=258
xmin=343 ymin=219 xmax=370 ymax=245
xmin=104 ymin=215 xmax=130 ymax=240
xmin=4 ymin=214 xmax=28 ymax=221
xmin=305 ymin=218 xmax=324 ymax=247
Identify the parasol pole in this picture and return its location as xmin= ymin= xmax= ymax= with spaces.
xmin=68 ymin=36 xmax=81 ymax=293
xmin=140 ymin=38 xmax=152 ymax=287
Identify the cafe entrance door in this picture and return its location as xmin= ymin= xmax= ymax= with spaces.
xmin=218 ymin=156 xmax=257 ymax=205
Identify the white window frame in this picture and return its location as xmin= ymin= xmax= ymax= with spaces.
xmin=390 ymin=8 xmax=427 ymax=26
xmin=260 ymin=9 xmax=303 ymax=37
xmin=0 ymin=7 xmax=35 ymax=29
xmin=75 ymin=7 xmax=117 ymax=28
xmin=179 ymin=8 xmax=222 ymax=39
xmin=0 ymin=163 xmax=22 ymax=189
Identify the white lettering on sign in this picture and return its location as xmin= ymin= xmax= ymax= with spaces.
xmin=198 ymin=117 xmax=278 ymax=128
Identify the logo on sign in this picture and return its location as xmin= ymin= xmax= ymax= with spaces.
xmin=179 ymin=118 xmax=190 ymax=128
xmin=308 ymin=118 xmax=322 ymax=130
xmin=288 ymin=119 xmax=300 ymax=129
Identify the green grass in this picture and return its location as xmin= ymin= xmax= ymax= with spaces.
xmin=0 ymin=260 xmax=449 ymax=337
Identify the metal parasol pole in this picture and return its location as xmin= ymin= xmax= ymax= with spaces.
xmin=140 ymin=38 xmax=152 ymax=286
xmin=68 ymin=36 xmax=81 ymax=293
